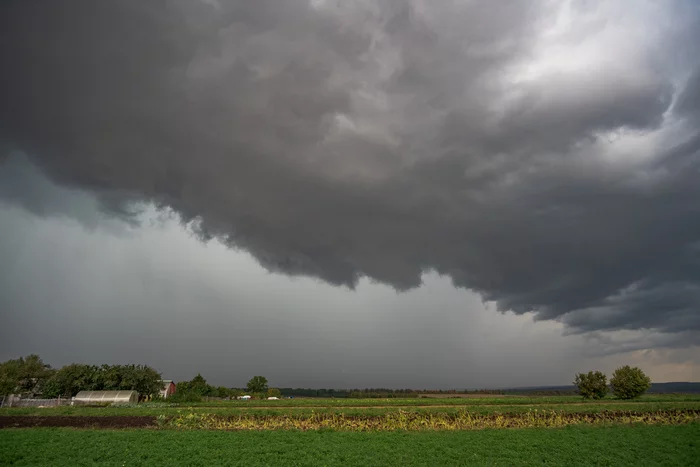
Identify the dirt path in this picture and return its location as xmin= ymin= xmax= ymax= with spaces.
xmin=0 ymin=416 xmax=156 ymax=429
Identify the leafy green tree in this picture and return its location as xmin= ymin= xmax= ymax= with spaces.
xmin=0 ymin=358 xmax=22 ymax=395
xmin=42 ymin=364 xmax=99 ymax=397
xmin=175 ymin=373 xmax=224 ymax=401
xmin=610 ymin=366 xmax=651 ymax=399
xmin=114 ymin=364 xmax=162 ymax=397
xmin=191 ymin=373 xmax=207 ymax=387
xmin=574 ymin=371 xmax=608 ymax=400
xmin=267 ymin=388 xmax=281 ymax=398
xmin=247 ymin=376 xmax=268 ymax=393
xmin=177 ymin=373 xmax=216 ymax=397
xmin=0 ymin=355 xmax=54 ymax=396
xmin=42 ymin=363 xmax=162 ymax=398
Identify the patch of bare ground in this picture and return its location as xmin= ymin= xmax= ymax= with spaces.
xmin=0 ymin=416 xmax=156 ymax=429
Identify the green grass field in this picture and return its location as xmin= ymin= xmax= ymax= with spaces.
xmin=1 ymin=424 xmax=698 ymax=466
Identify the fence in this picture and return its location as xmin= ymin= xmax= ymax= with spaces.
xmin=0 ymin=395 xmax=73 ymax=408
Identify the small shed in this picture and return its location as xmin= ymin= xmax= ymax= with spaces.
xmin=160 ymin=380 xmax=177 ymax=399
xmin=73 ymin=390 xmax=139 ymax=405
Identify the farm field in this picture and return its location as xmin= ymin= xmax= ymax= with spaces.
xmin=3 ymin=400 xmax=700 ymax=418
xmin=9 ymin=393 xmax=699 ymax=410
xmin=2 ymin=394 xmax=700 ymax=418
xmin=128 ymin=393 xmax=700 ymax=406
xmin=2 ymin=396 xmax=699 ymax=465
xmin=1 ymin=424 xmax=699 ymax=466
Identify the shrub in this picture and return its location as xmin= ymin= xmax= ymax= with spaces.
xmin=610 ymin=366 xmax=651 ymax=399
xmin=167 ymin=391 xmax=203 ymax=403
xmin=574 ymin=371 xmax=608 ymax=400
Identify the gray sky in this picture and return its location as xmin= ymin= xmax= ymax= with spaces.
xmin=1 ymin=0 xmax=699 ymax=388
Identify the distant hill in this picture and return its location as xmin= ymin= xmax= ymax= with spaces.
xmin=503 ymin=382 xmax=700 ymax=395
xmin=646 ymin=382 xmax=700 ymax=394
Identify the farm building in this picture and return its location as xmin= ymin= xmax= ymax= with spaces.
xmin=160 ymin=380 xmax=176 ymax=399
xmin=73 ymin=390 xmax=138 ymax=405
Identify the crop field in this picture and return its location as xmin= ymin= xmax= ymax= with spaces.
xmin=2 ymin=395 xmax=699 ymax=465
xmin=1 ymin=424 xmax=698 ymax=466
xmin=3 ymin=401 xmax=700 ymax=420
xmin=7 ymin=393 xmax=694 ymax=410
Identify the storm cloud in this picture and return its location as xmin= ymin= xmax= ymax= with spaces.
xmin=2 ymin=0 xmax=700 ymax=342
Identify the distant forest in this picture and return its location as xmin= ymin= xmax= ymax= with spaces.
xmin=278 ymin=382 xmax=700 ymax=398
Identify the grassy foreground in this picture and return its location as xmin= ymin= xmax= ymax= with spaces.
xmin=1 ymin=424 xmax=698 ymax=466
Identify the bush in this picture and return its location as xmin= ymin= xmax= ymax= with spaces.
xmin=167 ymin=391 xmax=203 ymax=403
xmin=610 ymin=366 xmax=651 ymax=399
xmin=574 ymin=371 xmax=608 ymax=400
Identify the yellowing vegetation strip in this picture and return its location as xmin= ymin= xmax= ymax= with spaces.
xmin=166 ymin=409 xmax=700 ymax=431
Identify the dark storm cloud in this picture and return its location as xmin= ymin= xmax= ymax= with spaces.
xmin=1 ymin=0 xmax=700 ymax=340
xmin=0 ymin=153 xmax=143 ymax=227
xmin=675 ymin=65 xmax=700 ymax=118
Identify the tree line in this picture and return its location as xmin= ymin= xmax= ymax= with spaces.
xmin=0 ymin=355 xmax=287 ymax=401
xmin=0 ymin=355 xmax=162 ymax=398
xmin=0 ymin=354 xmax=655 ymax=401
xmin=169 ymin=374 xmax=281 ymax=402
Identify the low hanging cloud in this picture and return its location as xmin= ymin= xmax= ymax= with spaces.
xmin=1 ymin=0 xmax=700 ymax=341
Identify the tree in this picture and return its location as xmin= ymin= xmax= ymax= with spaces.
xmin=573 ymin=371 xmax=608 ymax=400
xmin=267 ymin=388 xmax=282 ymax=398
xmin=0 ymin=355 xmax=54 ymax=396
xmin=177 ymin=374 xmax=218 ymax=397
xmin=247 ymin=376 xmax=268 ymax=393
xmin=41 ymin=364 xmax=98 ymax=397
xmin=0 ymin=359 xmax=22 ymax=396
xmin=42 ymin=363 xmax=162 ymax=398
xmin=610 ymin=366 xmax=651 ymax=399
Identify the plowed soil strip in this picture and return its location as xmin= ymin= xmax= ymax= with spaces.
xmin=0 ymin=416 xmax=156 ymax=429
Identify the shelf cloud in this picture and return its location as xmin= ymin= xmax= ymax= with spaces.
xmin=2 ymin=0 xmax=700 ymax=342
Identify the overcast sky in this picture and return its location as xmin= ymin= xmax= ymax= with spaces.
xmin=1 ymin=0 xmax=699 ymax=388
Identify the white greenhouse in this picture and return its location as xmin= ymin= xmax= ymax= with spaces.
xmin=73 ymin=390 xmax=139 ymax=405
